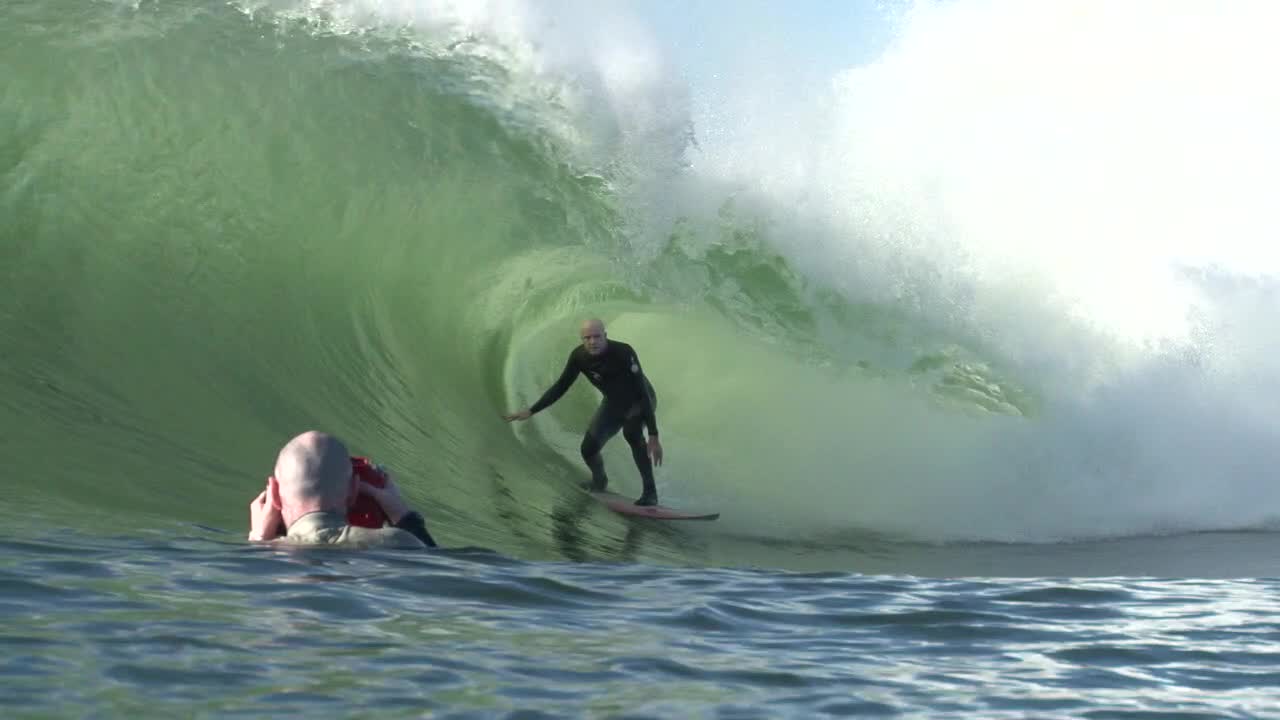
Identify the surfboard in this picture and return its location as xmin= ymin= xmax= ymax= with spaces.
xmin=589 ymin=491 xmax=720 ymax=521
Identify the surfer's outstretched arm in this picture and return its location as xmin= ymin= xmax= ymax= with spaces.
xmin=503 ymin=351 xmax=580 ymax=421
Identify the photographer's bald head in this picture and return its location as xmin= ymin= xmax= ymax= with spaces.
xmin=272 ymin=431 xmax=358 ymax=519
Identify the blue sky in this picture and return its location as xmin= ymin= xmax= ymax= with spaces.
xmin=632 ymin=0 xmax=895 ymax=94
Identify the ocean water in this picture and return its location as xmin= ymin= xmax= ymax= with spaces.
xmin=4 ymin=1 xmax=1280 ymax=716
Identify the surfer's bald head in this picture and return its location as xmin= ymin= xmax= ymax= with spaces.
xmin=273 ymin=431 xmax=353 ymax=507
xmin=580 ymin=318 xmax=608 ymax=355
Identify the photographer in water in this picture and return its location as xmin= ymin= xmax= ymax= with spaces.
xmin=247 ymin=431 xmax=436 ymax=548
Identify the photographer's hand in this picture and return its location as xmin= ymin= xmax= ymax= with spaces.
xmin=358 ymin=470 xmax=411 ymax=524
xmin=248 ymin=481 xmax=283 ymax=541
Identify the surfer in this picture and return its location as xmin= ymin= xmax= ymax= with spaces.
xmin=504 ymin=318 xmax=664 ymax=506
xmin=247 ymin=431 xmax=437 ymax=548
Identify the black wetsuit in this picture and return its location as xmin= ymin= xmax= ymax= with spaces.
xmin=395 ymin=512 xmax=437 ymax=548
xmin=529 ymin=340 xmax=658 ymax=498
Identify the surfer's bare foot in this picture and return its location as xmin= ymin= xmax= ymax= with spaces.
xmin=634 ymin=493 xmax=657 ymax=507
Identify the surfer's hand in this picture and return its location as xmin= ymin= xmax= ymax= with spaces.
xmin=359 ymin=470 xmax=411 ymax=524
xmin=648 ymin=436 xmax=663 ymax=467
xmin=503 ymin=409 xmax=532 ymax=422
xmin=248 ymin=483 xmax=283 ymax=542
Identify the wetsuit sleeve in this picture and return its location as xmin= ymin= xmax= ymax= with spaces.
xmin=529 ymin=351 xmax=580 ymax=414
xmin=630 ymin=350 xmax=659 ymax=436
xmin=394 ymin=511 xmax=437 ymax=548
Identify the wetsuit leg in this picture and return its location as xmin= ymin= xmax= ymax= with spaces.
xmin=623 ymin=387 xmax=658 ymax=501
xmin=621 ymin=415 xmax=656 ymax=499
xmin=581 ymin=402 xmax=626 ymax=490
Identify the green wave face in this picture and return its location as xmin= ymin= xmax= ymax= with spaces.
xmin=9 ymin=1 xmax=1272 ymax=563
